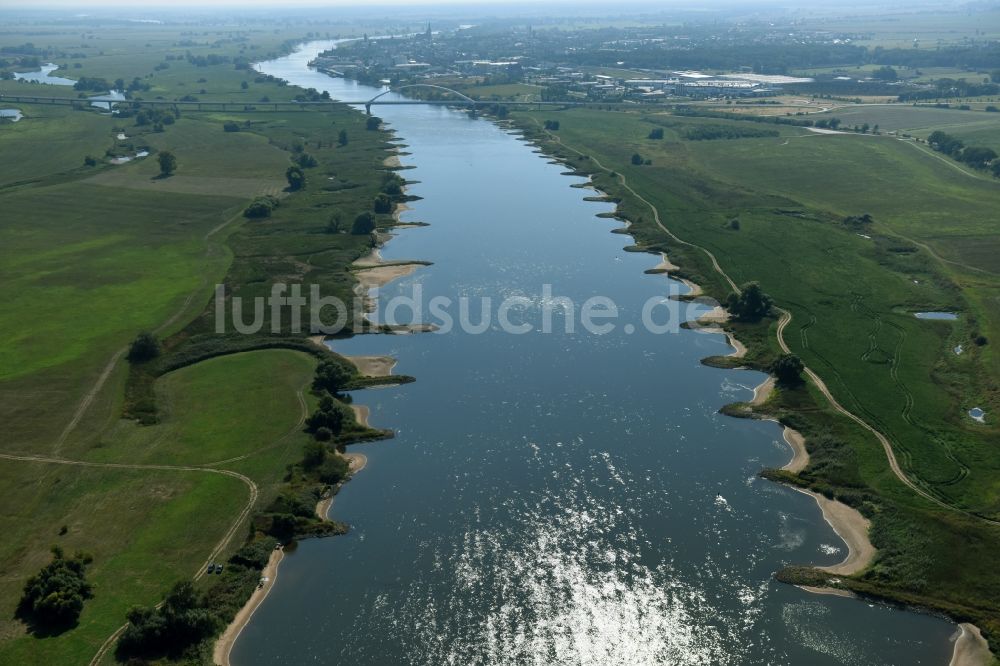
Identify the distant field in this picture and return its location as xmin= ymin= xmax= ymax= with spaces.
xmin=811 ymin=105 xmax=1000 ymax=137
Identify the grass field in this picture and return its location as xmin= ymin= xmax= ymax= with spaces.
xmin=0 ymin=349 xmax=318 ymax=665
xmin=515 ymin=106 xmax=1000 ymax=650
xmin=0 ymin=17 xmax=398 ymax=663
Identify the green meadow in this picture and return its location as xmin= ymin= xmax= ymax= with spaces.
xmin=0 ymin=17 xmax=397 ymax=663
xmin=516 ymin=106 xmax=1000 ymax=645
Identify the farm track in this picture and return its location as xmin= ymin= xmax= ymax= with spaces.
xmin=535 ymin=121 xmax=999 ymax=527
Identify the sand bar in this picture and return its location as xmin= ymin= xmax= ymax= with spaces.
xmin=781 ymin=427 xmax=809 ymax=473
xmin=352 ymin=404 xmax=370 ymax=427
xmin=750 ymin=377 xmax=774 ymax=406
xmin=347 ymin=355 xmax=396 ymax=377
xmin=795 ymin=488 xmax=876 ymax=575
xmin=950 ymin=623 xmax=992 ymax=666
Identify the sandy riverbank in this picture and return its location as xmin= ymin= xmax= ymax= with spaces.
xmin=727 ymin=333 xmax=746 ymax=358
xmin=352 ymin=404 xmax=370 ymax=427
xmin=354 ymin=262 xmax=422 ymax=292
xmin=347 ymin=354 xmax=396 ymax=377
xmin=314 ymin=452 xmax=368 ymax=520
xmin=212 ymin=548 xmax=284 ymax=666
xmin=750 ymin=376 xmax=774 ymax=406
xmin=795 ymin=487 xmax=876 ymax=576
xmin=781 ymin=427 xmax=809 ymax=473
xmin=950 ymin=623 xmax=993 ymax=666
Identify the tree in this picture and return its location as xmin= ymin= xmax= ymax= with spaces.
xmin=631 ymin=153 xmax=643 ymax=165
xmin=223 ymin=121 xmax=240 ymax=132
xmin=240 ymin=80 xmax=249 ymax=90
xmin=366 ymin=116 xmax=381 ymax=130
xmin=302 ymin=441 xmax=328 ymax=468
xmin=296 ymin=152 xmax=318 ymax=168
xmin=243 ymin=195 xmax=279 ymax=219
xmin=770 ymin=353 xmax=805 ymax=386
xmin=351 ymin=211 xmax=376 ymax=235
xmin=725 ymin=282 xmax=773 ymax=321
xmin=127 ymin=332 xmax=161 ymax=363
xmin=338 ymin=129 xmax=348 ymax=146
xmin=543 ymin=119 xmax=560 ymax=130
xmin=959 ymin=146 xmax=998 ymax=169
xmin=843 ymin=213 xmax=873 ymax=228
xmin=285 ymin=165 xmax=305 ymax=191
xmin=927 ymin=130 xmax=964 ymax=157
xmin=373 ymin=193 xmax=392 ymax=214
xmin=648 ymin=127 xmax=664 ymax=140
xmin=305 ymin=399 xmax=345 ymax=435
xmin=17 ymin=547 xmax=93 ymax=633
xmin=313 ymin=360 xmax=355 ymax=393
xmin=871 ymin=66 xmax=898 ymax=81
xmin=83 ymin=155 xmax=98 ymax=167
xmin=116 ymin=582 xmax=216 ymax=659
xmin=157 ymin=151 xmax=176 ymax=177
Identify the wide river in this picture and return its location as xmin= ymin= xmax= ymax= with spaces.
xmin=237 ymin=41 xmax=957 ymax=665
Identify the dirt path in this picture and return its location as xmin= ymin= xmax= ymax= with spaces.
xmin=0 ymin=452 xmax=259 ymax=666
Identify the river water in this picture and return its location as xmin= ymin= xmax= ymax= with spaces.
xmin=235 ymin=41 xmax=957 ymax=665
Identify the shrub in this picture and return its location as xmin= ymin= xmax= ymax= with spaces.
xmin=243 ymin=195 xmax=279 ymax=219
xmin=725 ymin=282 xmax=773 ymax=321
xmin=17 ymin=547 xmax=93 ymax=632
xmin=770 ymin=353 xmax=805 ymax=386
xmin=285 ymin=165 xmax=305 ymax=191
xmin=351 ymin=211 xmax=376 ymax=235
xmin=543 ymin=120 xmax=560 ymax=130
xmin=648 ymin=127 xmax=664 ymax=139
xmin=373 ymin=193 xmax=392 ymax=214
xmin=223 ymin=121 xmax=240 ymax=132
xmin=127 ymin=332 xmax=161 ymax=363
xmin=313 ymin=360 xmax=356 ymax=394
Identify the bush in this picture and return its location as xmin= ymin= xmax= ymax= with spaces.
xmin=285 ymin=165 xmax=305 ymax=191
xmin=223 ymin=121 xmax=240 ymax=132
xmin=351 ymin=211 xmax=376 ymax=235
xmin=83 ymin=155 xmax=98 ymax=167
xmin=725 ymin=282 xmax=772 ymax=321
xmin=17 ymin=547 xmax=93 ymax=632
xmin=296 ymin=152 xmax=318 ymax=168
xmin=313 ymin=360 xmax=356 ymax=394
xmin=127 ymin=332 xmax=161 ymax=363
xmin=373 ymin=193 xmax=392 ymax=214
xmin=770 ymin=353 xmax=805 ymax=386
xmin=648 ymin=127 xmax=664 ymax=140
xmin=366 ymin=116 xmax=381 ymax=130
xmin=243 ymin=195 xmax=279 ymax=219
xmin=116 ymin=582 xmax=217 ymax=660
xmin=543 ymin=120 xmax=560 ymax=130
xmin=631 ymin=153 xmax=643 ymax=165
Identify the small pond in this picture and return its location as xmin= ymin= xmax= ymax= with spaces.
xmin=969 ymin=407 xmax=985 ymax=423
xmin=0 ymin=109 xmax=23 ymax=122
xmin=914 ymin=312 xmax=958 ymax=320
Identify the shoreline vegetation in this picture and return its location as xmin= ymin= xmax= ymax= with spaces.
xmin=212 ymin=121 xmax=427 ymax=661
xmin=504 ymin=114 xmax=996 ymax=661
xmin=514 ymin=122 xmax=880 ymax=579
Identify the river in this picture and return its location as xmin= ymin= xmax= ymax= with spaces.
xmin=234 ymin=40 xmax=958 ymax=665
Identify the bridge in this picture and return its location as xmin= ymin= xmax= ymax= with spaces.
xmin=1 ymin=83 xmax=644 ymax=114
